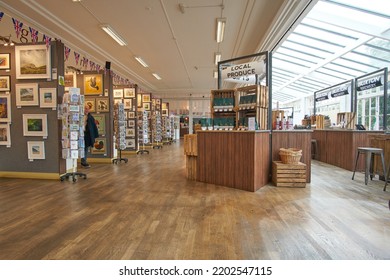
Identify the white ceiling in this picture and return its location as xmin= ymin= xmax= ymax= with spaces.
xmin=0 ymin=0 xmax=309 ymax=99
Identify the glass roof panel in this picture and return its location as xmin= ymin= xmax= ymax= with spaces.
xmin=282 ymin=41 xmax=332 ymax=58
xmin=355 ymin=45 xmax=390 ymax=61
xmin=288 ymin=33 xmax=344 ymax=53
xmin=273 ymin=52 xmax=316 ymax=68
xmin=324 ymin=63 xmax=366 ymax=77
xmin=277 ymin=47 xmax=325 ymax=63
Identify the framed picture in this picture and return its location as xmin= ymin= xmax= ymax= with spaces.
xmin=0 ymin=76 xmax=10 ymax=91
xmin=156 ymin=98 xmax=161 ymax=105
xmin=126 ymin=128 xmax=135 ymax=137
xmin=92 ymin=114 xmax=106 ymax=136
xmin=27 ymin=141 xmax=45 ymax=160
xmin=85 ymin=98 xmax=96 ymax=112
xmin=96 ymin=97 xmax=109 ymax=112
xmin=39 ymin=88 xmax=57 ymax=108
xmin=84 ymin=74 xmax=103 ymax=95
xmin=137 ymin=94 xmax=142 ymax=108
xmin=126 ymin=138 xmax=135 ymax=149
xmin=64 ymin=72 xmax=76 ymax=90
xmin=0 ymin=94 xmax=11 ymax=122
xmin=0 ymin=53 xmax=11 ymax=70
xmin=15 ymin=45 xmax=51 ymax=79
xmin=142 ymin=93 xmax=151 ymax=103
xmin=124 ymin=88 xmax=135 ymax=98
xmin=143 ymin=102 xmax=150 ymax=111
xmin=128 ymin=111 xmax=135 ymax=119
xmin=162 ymin=109 xmax=168 ymax=116
xmin=23 ymin=114 xmax=48 ymax=137
xmin=15 ymin=83 xmax=39 ymax=106
xmin=113 ymin=89 xmax=123 ymax=98
xmin=128 ymin=119 xmax=135 ymax=127
xmin=123 ymin=98 xmax=132 ymax=109
xmin=0 ymin=123 xmax=11 ymax=146
xmin=91 ymin=138 xmax=106 ymax=154
xmin=114 ymin=98 xmax=122 ymax=105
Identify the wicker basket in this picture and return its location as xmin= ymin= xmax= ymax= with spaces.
xmin=279 ymin=148 xmax=302 ymax=164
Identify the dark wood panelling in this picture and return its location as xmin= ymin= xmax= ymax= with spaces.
xmin=196 ymin=131 xmax=270 ymax=192
xmin=271 ymin=131 xmax=312 ymax=182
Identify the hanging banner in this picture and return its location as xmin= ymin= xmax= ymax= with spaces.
xmin=29 ymin=27 xmax=39 ymax=44
xmin=330 ymin=83 xmax=351 ymax=98
xmin=221 ymin=60 xmax=265 ymax=80
xmin=12 ymin=18 xmax=23 ymax=38
xmin=315 ymin=91 xmax=329 ymax=102
xmin=356 ymin=75 xmax=383 ymax=91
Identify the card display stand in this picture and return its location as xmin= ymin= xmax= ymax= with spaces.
xmin=112 ymin=103 xmax=128 ymax=164
xmin=60 ymin=88 xmax=87 ymax=182
xmin=152 ymin=111 xmax=163 ymax=149
xmin=162 ymin=116 xmax=172 ymax=145
xmin=137 ymin=110 xmax=150 ymax=154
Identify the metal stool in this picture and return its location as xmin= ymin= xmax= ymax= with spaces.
xmin=311 ymin=139 xmax=318 ymax=160
xmin=352 ymin=147 xmax=386 ymax=186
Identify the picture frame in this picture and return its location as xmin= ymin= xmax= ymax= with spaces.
xmin=162 ymin=109 xmax=168 ymax=116
xmin=156 ymin=98 xmax=161 ymax=105
xmin=128 ymin=119 xmax=135 ymax=127
xmin=114 ymin=98 xmax=122 ymax=105
xmin=85 ymin=97 xmax=96 ymax=112
xmin=0 ymin=94 xmax=11 ymax=122
xmin=91 ymin=138 xmax=106 ymax=154
xmin=0 ymin=123 xmax=11 ymax=146
xmin=128 ymin=111 xmax=135 ymax=119
xmin=64 ymin=72 xmax=77 ymax=90
xmin=143 ymin=102 xmax=150 ymax=111
xmin=142 ymin=93 xmax=151 ymax=103
xmin=137 ymin=94 xmax=142 ymax=108
xmin=113 ymin=88 xmax=123 ymax=98
xmin=123 ymin=98 xmax=132 ymax=109
xmin=92 ymin=113 xmax=106 ymax=136
xmin=84 ymin=74 xmax=103 ymax=95
xmin=96 ymin=97 xmax=109 ymax=112
xmin=126 ymin=138 xmax=135 ymax=149
xmin=39 ymin=88 xmax=57 ymax=108
xmin=15 ymin=83 xmax=39 ymax=106
xmin=0 ymin=75 xmax=11 ymax=91
xmin=27 ymin=141 xmax=45 ymax=160
xmin=124 ymin=88 xmax=135 ymax=98
xmin=15 ymin=45 xmax=51 ymax=79
xmin=126 ymin=128 xmax=135 ymax=137
xmin=0 ymin=53 xmax=11 ymax=70
xmin=23 ymin=114 xmax=48 ymax=137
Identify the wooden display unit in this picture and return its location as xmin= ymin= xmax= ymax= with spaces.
xmin=272 ymin=161 xmax=306 ymax=187
xmin=236 ymin=85 xmax=268 ymax=130
xmin=210 ymin=89 xmax=236 ymax=130
xmin=337 ymin=112 xmax=356 ymax=129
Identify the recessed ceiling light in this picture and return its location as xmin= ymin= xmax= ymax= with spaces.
xmin=100 ymin=24 xmax=127 ymax=46
xmin=152 ymin=73 xmax=162 ymax=80
xmin=134 ymin=56 xmax=149 ymax=67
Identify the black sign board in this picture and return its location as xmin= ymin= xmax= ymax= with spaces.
xmin=357 ymin=75 xmax=383 ymax=91
xmin=315 ymin=91 xmax=329 ymax=102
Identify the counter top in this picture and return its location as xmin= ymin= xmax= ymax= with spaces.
xmin=313 ymin=129 xmax=384 ymax=133
xmin=272 ymin=129 xmax=313 ymax=133
xmin=196 ymin=130 xmax=270 ymax=133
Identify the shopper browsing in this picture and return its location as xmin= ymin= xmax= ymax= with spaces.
xmin=81 ymin=104 xmax=99 ymax=168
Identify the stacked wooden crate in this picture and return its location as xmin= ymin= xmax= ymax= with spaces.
xmin=272 ymin=161 xmax=306 ymax=187
xmin=184 ymin=134 xmax=197 ymax=180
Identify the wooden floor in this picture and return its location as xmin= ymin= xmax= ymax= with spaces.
xmin=0 ymin=140 xmax=389 ymax=260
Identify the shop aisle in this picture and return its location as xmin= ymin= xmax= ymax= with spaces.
xmin=0 ymin=140 xmax=389 ymax=260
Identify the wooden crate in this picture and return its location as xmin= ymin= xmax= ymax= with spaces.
xmin=186 ymin=155 xmax=197 ymax=180
xmin=184 ymin=134 xmax=197 ymax=156
xmin=272 ymin=161 xmax=306 ymax=187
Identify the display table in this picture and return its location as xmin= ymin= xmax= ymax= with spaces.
xmin=196 ymin=130 xmax=270 ymax=192
xmin=271 ymin=130 xmax=312 ymax=182
xmin=312 ymin=129 xmax=382 ymax=171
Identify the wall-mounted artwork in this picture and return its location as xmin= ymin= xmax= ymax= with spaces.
xmin=127 ymin=120 xmax=135 ymax=127
xmin=142 ymin=93 xmax=151 ymax=103
xmin=162 ymin=109 xmax=168 ymax=116
xmin=84 ymin=74 xmax=103 ymax=95
xmin=91 ymin=138 xmax=106 ymax=154
xmin=128 ymin=111 xmax=135 ymax=118
xmin=16 ymin=83 xmax=39 ymax=106
xmin=92 ymin=113 xmax=106 ymax=136
xmin=0 ymin=75 xmax=10 ymax=91
xmin=124 ymin=88 xmax=135 ymax=98
xmin=0 ymin=94 xmax=11 ymax=122
xmin=39 ymin=88 xmax=57 ymax=108
xmin=126 ymin=128 xmax=135 ymax=137
xmin=15 ymin=45 xmax=51 ymax=79
xmin=27 ymin=141 xmax=45 ymax=160
xmin=0 ymin=53 xmax=10 ymax=70
xmin=0 ymin=123 xmax=11 ymax=146
xmin=23 ymin=114 xmax=48 ymax=137
xmin=123 ymin=98 xmax=132 ymax=109
xmin=96 ymin=97 xmax=109 ymax=112
xmin=143 ymin=102 xmax=150 ymax=111
xmin=85 ymin=97 xmax=96 ymax=112
xmin=113 ymin=88 xmax=123 ymax=98
xmin=137 ymin=94 xmax=142 ymax=108
xmin=126 ymin=138 xmax=135 ymax=148
xmin=64 ymin=72 xmax=76 ymax=91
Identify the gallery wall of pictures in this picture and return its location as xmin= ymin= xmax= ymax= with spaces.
xmin=0 ymin=41 xmax=67 ymax=176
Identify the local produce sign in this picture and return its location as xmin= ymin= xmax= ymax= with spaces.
xmin=221 ymin=61 xmax=265 ymax=80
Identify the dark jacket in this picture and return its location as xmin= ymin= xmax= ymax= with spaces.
xmin=85 ymin=113 xmax=99 ymax=147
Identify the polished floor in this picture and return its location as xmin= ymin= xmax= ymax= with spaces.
xmin=0 ymin=140 xmax=389 ymax=260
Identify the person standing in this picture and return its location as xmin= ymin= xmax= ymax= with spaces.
xmin=81 ymin=104 xmax=99 ymax=168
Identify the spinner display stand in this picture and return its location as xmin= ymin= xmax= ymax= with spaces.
xmin=162 ymin=116 xmax=172 ymax=145
xmin=152 ymin=111 xmax=163 ymax=149
xmin=137 ymin=110 xmax=150 ymax=154
xmin=60 ymin=87 xmax=87 ymax=182
xmin=112 ymin=103 xmax=128 ymax=164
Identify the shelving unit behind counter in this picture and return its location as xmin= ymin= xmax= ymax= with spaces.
xmin=210 ymin=89 xmax=236 ymax=130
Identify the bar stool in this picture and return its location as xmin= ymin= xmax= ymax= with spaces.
xmin=311 ymin=139 xmax=318 ymax=160
xmin=352 ymin=147 xmax=386 ymax=186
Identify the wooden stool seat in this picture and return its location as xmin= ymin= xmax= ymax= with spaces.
xmin=352 ymin=147 xmax=386 ymax=186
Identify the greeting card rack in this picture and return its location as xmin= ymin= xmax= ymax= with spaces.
xmin=152 ymin=111 xmax=163 ymax=149
xmin=137 ymin=110 xmax=150 ymax=154
xmin=60 ymin=88 xmax=87 ymax=182
xmin=112 ymin=103 xmax=128 ymax=164
xmin=162 ymin=116 xmax=172 ymax=145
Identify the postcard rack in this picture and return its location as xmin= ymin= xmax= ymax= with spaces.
xmin=137 ymin=110 xmax=150 ymax=154
xmin=152 ymin=111 xmax=163 ymax=149
xmin=112 ymin=103 xmax=128 ymax=164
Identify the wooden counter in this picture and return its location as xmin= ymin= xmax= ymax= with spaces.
xmin=196 ymin=130 xmax=270 ymax=192
xmin=271 ymin=130 xmax=312 ymax=183
xmin=368 ymin=133 xmax=390 ymax=177
xmin=312 ymin=129 xmax=382 ymax=171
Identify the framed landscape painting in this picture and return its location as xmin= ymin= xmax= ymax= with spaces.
xmin=27 ymin=141 xmax=45 ymax=160
xmin=39 ymin=88 xmax=57 ymax=108
xmin=15 ymin=83 xmax=39 ymax=106
xmin=0 ymin=123 xmax=11 ymax=146
xmin=15 ymin=45 xmax=51 ymax=79
xmin=0 ymin=53 xmax=10 ymax=70
xmin=23 ymin=114 xmax=48 ymax=137
xmin=0 ymin=94 xmax=11 ymax=122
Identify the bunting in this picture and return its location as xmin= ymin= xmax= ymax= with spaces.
xmin=82 ymin=57 xmax=88 ymax=68
xmin=74 ymin=51 xmax=80 ymax=65
xmin=43 ymin=34 xmax=51 ymax=50
xmin=89 ymin=60 xmax=95 ymax=71
xmin=12 ymin=18 xmax=23 ymax=38
xmin=0 ymin=12 xmax=4 ymax=22
xmin=64 ymin=46 xmax=71 ymax=61
xmin=96 ymin=64 xmax=101 ymax=72
xmin=29 ymin=27 xmax=39 ymax=43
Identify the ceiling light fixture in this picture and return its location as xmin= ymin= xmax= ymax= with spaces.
xmin=213 ymin=70 xmax=218 ymax=79
xmin=152 ymin=73 xmax=162 ymax=80
xmin=3 ymin=35 xmax=14 ymax=46
xmin=100 ymin=24 xmax=127 ymax=46
xmin=134 ymin=56 xmax=149 ymax=67
xmin=216 ymin=18 xmax=226 ymax=43
xmin=214 ymin=52 xmax=221 ymax=65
